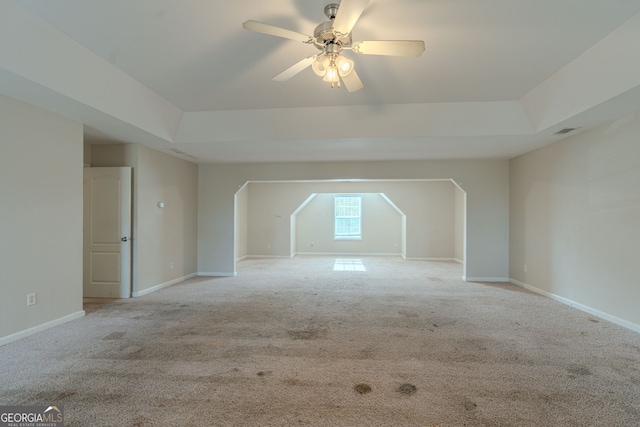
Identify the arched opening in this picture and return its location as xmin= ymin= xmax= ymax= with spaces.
xmin=233 ymin=179 xmax=467 ymax=278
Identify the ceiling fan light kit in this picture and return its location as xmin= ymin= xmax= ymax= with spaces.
xmin=311 ymin=43 xmax=355 ymax=88
xmin=243 ymin=0 xmax=425 ymax=92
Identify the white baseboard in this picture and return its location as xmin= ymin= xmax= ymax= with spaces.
xmin=406 ymin=257 xmax=458 ymax=262
xmin=464 ymin=277 xmax=510 ymax=283
xmin=454 ymin=258 xmax=464 ymax=264
xmin=235 ymin=255 xmax=249 ymax=262
xmin=134 ymin=273 xmax=197 ymax=297
xmin=295 ymin=252 xmax=401 ymax=257
xmin=0 ymin=310 xmax=85 ymax=347
xmin=245 ymin=255 xmax=293 ymax=259
xmin=198 ymin=271 xmax=237 ymax=277
xmin=510 ymin=278 xmax=640 ymax=334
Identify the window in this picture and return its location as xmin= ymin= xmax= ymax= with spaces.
xmin=334 ymin=194 xmax=362 ymax=239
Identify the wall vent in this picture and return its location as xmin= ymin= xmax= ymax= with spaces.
xmin=554 ymin=127 xmax=577 ymax=135
xmin=169 ymin=148 xmax=199 ymax=160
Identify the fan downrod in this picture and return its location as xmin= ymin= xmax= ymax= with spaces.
xmin=324 ymin=4 xmax=339 ymax=20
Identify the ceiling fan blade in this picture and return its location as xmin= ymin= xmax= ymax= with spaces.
xmin=352 ymin=40 xmax=425 ymax=57
xmin=243 ymin=20 xmax=313 ymax=43
xmin=341 ymin=68 xmax=364 ymax=93
xmin=273 ymin=55 xmax=318 ymax=81
xmin=332 ymin=0 xmax=370 ymax=35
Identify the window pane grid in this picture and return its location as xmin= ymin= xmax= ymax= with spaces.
xmin=334 ymin=195 xmax=362 ymax=238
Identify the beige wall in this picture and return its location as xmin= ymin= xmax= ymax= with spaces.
xmin=454 ymin=185 xmax=465 ymax=262
xmin=235 ymin=183 xmax=248 ymax=261
xmin=135 ymin=145 xmax=198 ymax=293
xmin=510 ymin=113 xmax=640 ymax=330
xmin=0 ymin=95 xmax=84 ymax=343
xmin=91 ymin=143 xmax=138 ymax=167
xmin=83 ymin=142 xmax=92 ymax=165
xmin=295 ymin=193 xmax=402 ymax=256
xmin=91 ymin=144 xmax=198 ymax=295
xmin=199 ymin=160 xmax=509 ymax=279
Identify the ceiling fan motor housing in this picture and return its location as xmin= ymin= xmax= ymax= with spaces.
xmin=314 ymin=3 xmax=352 ymax=49
xmin=314 ymin=20 xmax=352 ymax=48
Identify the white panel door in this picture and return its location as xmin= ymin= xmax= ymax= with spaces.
xmin=83 ymin=167 xmax=132 ymax=298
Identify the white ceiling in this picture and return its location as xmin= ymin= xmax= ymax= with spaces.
xmin=3 ymin=0 xmax=640 ymax=163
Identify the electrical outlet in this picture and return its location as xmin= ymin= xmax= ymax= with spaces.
xmin=27 ymin=293 xmax=36 ymax=306
xmin=310 ymin=242 xmax=314 ymax=247
xmin=523 ymin=264 xmax=528 ymax=272
xmin=170 ymin=262 xmax=174 ymax=269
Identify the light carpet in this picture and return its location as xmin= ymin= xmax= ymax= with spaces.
xmin=1 ymin=257 xmax=639 ymax=426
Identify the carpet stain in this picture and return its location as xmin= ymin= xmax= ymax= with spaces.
xmin=287 ymin=326 xmax=328 ymax=340
xmin=360 ymin=345 xmax=378 ymax=359
xmin=392 ymin=333 xmax=409 ymax=338
xmin=131 ymin=416 xmax=148 ymax=427
xmin=103 ymin=332 xmax=126 ymax=340
xmin=567 ymin=365 xmax=592 ymax=376
xmin=354 ymin=383 xmax=372 ymax=394
xmin=119 ymin=345 xmax=144 ymax=356
xmin=398 ymin=310 xmax=419 ymax=318
xmin=611 ymin=362 xmax=640 ymax=384
xmin=118 ymin=343 xmax=206 ymax=361
xmin=589 ymin=319 xmax=600 ymax=323
xmin=397 ymin=383 xmax=417 ymax=395
xmin=55 ymin=390 xmax=76 ymax=401
xmin=257 ymin=371 xmax=272 ymax=377
xmin=464 ymin=400 xmax=478 ymax=411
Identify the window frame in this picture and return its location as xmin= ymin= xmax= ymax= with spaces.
xmin=334 ymin=193 xmax=363 ymax=240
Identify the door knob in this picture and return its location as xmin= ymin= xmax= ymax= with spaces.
xmin=121 ymin=237 xmax=128 ymax=242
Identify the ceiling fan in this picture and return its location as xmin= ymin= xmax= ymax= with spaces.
xmin=243 ymin=0 xmax=425 ymax=92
